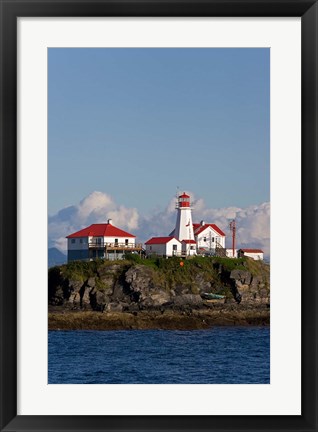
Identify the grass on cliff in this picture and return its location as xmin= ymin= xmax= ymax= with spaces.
xmin=124 ymin=253 xmax=246 ymax=271
xmin=55 ymin=255 xmax=265 ymax=295
xmin=124 ymin=254 xmax=233 ymax=294
xmin=212 ymin=257 xmax=247 ymax=272
xmin=59 ymin=259 xmax=125 ymax=282
xmin=244 ymin=258 xmax=270 ymax=277
xmin=60 ymin=254 xmax=248 ymax=274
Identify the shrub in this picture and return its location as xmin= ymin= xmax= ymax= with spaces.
xmin=212 ymin=257 xmax=247 ymax=272
xmin=123 ymin=252 xmax=142 ymax=264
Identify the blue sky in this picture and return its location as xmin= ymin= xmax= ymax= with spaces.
xmin=48 ymin=48 xmax=269 ymax=216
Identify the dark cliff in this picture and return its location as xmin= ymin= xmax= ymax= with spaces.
xmin=48 ymin=256 xmax=270 ymax=329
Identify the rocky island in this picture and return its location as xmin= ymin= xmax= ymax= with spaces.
xmin=48 ymin=255 xmax=270 ymax=330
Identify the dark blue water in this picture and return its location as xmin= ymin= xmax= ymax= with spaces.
xmin=48 ymin=327 xmax=270 ymax=384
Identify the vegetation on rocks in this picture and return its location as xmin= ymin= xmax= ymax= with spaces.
xmin=48 ymin=256 xmax=270 ymax=329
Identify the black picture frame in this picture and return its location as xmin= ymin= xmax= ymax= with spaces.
xmin=1 ymin=1 xmax=317 ymax=431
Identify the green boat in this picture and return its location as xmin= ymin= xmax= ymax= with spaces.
xmin=201 ymin=292 xmax=226 ymax=300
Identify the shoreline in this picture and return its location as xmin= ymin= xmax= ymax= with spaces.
xmin=48 ymin=308 xmax=270 ymax=331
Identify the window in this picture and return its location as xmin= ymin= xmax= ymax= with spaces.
xmin=125 ymin=239 xmax=128 ymax=245
xmin=149 ymin=246 xmax=152 ymax=251
xmin=115 ymin=239 xmax=118 ymax=245
xmin=203 ymin=237 xmax=206 ymax=242
xmin=71 ymin=239 xmax=75 ymax=244
xmin=80 ymin=239 xmax=83 ymax=244
xmin=173 ymin=244 xmax=177 ymax=250
xmin=212 ymin=237 xmax=215 ymax=243
xmin=190 ymin=246 xmax=195 ymax=250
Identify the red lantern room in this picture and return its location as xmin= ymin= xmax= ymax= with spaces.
xmin=178 ymin=192 xmax=191 ymax=208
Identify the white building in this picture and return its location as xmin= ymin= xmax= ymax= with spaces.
xmin=193 ymin=221 xmax=226 ymax=255
xmin=66 ymin=219 xmax=142 ymax=261
xmin=145 ymin=237 xmax=182 ymax=257
xmin=181 ymin=240 xmax=197 ymax=256
xmin=226 ymin=248 xmax=238 ymax=258
xmin=238 ymin=248 xmax=264 ymax=261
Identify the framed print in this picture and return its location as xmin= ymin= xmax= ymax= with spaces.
xmin=0 ymin=0 xmax=317 ymax=431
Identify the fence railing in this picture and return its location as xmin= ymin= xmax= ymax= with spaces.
xmin=88 ymin=241 xmax=143 ymax=249
xmin=214 ymin=241 xmax=227 ymax=257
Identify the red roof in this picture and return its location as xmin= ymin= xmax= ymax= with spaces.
xmin=179 ymin=192 xmax=190 ymax=198
xmin=182 ymin=239 xmax=196 ymax=244
xmin=193 ymin=223 xmax=226 ymax=237
xmin=66 ymin=223 xmax=135 ymax=239
xmin=240 ymin=248 xmax=263 ymax=253
xmin=145 ymin=236 xmax=179 ymax=245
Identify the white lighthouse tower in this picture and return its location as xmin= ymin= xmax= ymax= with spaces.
xmin=173 ymin=192 xmax=195 ymax=242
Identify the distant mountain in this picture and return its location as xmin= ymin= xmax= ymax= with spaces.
xmin=48 ymin=247 xmax=67 ymax=268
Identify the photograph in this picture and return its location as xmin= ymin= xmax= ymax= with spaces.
xmin=1 ymin=0 xmax=317 ymax=430
xmin=48 ymin=47 xmax=270 ymax=384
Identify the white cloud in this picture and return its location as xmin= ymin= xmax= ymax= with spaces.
xmin=49 ymin=190 xmax=270 ymax=257
xmin=196 ymin=198 xmax=270 ymax=257
xmin=49 ymin=191 xmax=139 ymax=252
xmin=77 ymin=191 xmax=115 ymax=222
xmin=107 ymin=206 xmax=139 ymax=231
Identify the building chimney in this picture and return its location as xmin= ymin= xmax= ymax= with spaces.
xmin=107 ymin=218 xmax=112 ymax=225
xmin=200 ymin=220 xmax=205 ymax=226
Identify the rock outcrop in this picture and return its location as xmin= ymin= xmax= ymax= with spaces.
xmin=229 ymin=268 xmax=270 ymax=305
xmin=48 ymin=257 xmax=270 ymax=314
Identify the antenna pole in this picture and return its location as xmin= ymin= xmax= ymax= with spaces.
xmin=229 ymin=220 xmax=236 ymax=258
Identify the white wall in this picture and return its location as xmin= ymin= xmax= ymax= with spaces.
xmin=195 ymin=226 xmax=225 ymax=250
xmin=242 ymin=252 xmax=264 ymax=261
xmin=226 ymin=249 xmax=238 ymax=258
xmin=166 ymin=239 xmax=182 ymax=256
xmin=182 ymin=243 xmax=196 ymax=256
xmin=217 ymin=235 xmax=226 ymax=248
xmin=174 ymin=208 xmax=194 ymax=241
xmin=89 ymin=236 xmax=136 ymax=245
xmin=68 ymin=236 xmax=136 ymax=251
xmin=146 ymin=239 xmax=181 ymax=256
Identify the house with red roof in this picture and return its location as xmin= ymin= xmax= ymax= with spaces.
xmin=237 ymin=248 xmax=264 ymax=261
xmin=145 ymin=237 xmax=182 ymax=257
xmin=193 ymin=221 xmax=226 ymax=255
xmin=181 ymin=239 xmax=197 ymax=256
xmin=66 ymin=219 xmax=142 ymax=262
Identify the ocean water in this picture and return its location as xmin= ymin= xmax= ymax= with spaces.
xmin=48 ymin=327 xmax=270 ymax=384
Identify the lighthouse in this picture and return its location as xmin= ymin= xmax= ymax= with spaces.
xmin=173 ymin=192 xmax=195 ymax=242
